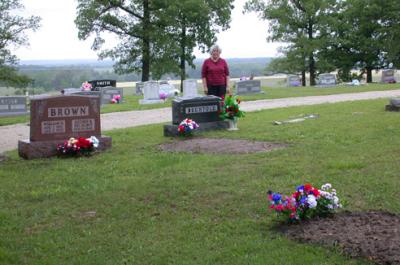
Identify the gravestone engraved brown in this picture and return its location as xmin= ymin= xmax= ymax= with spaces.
xmin=18 ymin=95 xmax=111 ymax=159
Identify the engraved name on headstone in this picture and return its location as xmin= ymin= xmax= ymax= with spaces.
xmin=172 ymin=96 xmax=221 ymax=124
xmin=29 ymin=95 xmax=101 ymax=141
xmin=89 ymin=79 xmax=116 ymax=91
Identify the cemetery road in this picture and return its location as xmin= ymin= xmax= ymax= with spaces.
xmin=2 ymin=89 xmax=400 ymax=155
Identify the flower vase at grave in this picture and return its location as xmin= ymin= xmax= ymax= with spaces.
xmin=227 ymin=117 xmax=238 ymax=131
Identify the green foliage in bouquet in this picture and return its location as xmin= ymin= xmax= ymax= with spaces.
xmin=219 ymin=95 xmax=245 ymax=120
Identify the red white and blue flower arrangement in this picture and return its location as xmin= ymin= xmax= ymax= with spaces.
xmin=57 ymin=136 xmax=99 ymax=157
xmin=268 ymin=183 xmax=342 ymax=222
xmin=178 ymin=118 xmax=199 ymax=136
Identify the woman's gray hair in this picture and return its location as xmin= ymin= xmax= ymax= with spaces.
xmin=209 ymin=44 xmax=222 ymax=55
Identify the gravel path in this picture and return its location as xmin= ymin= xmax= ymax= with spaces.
xmin=1 ymin=90 xmax=400 ymax=154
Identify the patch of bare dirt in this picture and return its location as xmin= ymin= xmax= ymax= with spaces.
xmin=159 ymin=138 xmax=288 ymax=154
xmin=279 ymin=211 xmax=400 ymax=265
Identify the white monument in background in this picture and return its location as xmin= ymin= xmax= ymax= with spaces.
xmin=183 ymin=79 xmax=199 ymax=98
xmin=139 ymin=81 xmax=164 ymax=104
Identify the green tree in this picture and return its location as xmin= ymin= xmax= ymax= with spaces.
xmin=75 ymin=0 xmax=171 ymax=82
xmin=329 ymin=0 xmax=391 ymax=83
xmin=0 ymin=0 xmax=40 ymax=87
xmin=245 ymin=0 xmax=339 ymax=86
xmin=160 ymin=0 xmax=234 ymax=91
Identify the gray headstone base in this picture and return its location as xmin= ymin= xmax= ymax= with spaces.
xmin=18 ymin=135 xmax=112 ymax=159
xmin=385 ymin=105 xmax=400 ymax=112
xmin=139 ymin=99 xmax=165 ymax=105
xmin=163 ymin=120 xmax=230 ymax=137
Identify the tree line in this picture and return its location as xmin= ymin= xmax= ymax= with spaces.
xmin=245 ymin=0 xmax=400 ymax=85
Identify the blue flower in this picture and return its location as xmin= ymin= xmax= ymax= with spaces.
xmin=272 ymin=193 xmax=282 ymax=202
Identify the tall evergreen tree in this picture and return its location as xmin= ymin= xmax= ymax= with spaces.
xmin=0 ymin=0 xmax=40 ymax=87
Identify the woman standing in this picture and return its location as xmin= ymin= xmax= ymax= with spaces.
xmin=201 ymin=45 xmax=231 ymax=98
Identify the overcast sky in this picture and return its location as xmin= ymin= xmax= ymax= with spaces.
xmin=14 ymin=0 xmax=282 ymax=61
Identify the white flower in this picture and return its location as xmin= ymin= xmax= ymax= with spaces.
xmin=89 ymin=136 xmax=100 ymax=148
xmin=333 ymin=196 xmax=339 ymax=205
xmin=307 ymin=194 xmax=317 ymax=208
xmin=321 ymin=183 xmax=332 ymax=191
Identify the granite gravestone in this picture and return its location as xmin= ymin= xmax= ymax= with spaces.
xmin=135 ymin=82 xmax=144 ymax=95
xmin=287 ymin=75 xmax=301 ymax=87
xmin=235 ymin=80 xmax=262 ymax=95
xmin=139 ymin=81 xmax=164 ymax=104
xmin=62 ymin=88 xmax=82 ymax=95
xmin=163 ymin=96 xmax=229 ymax=136
xmin=317 ymin=74 xmax=337 ymax=86
xmin=381 ymin=70 xmax=396 ymax=83
xmin=99 ymin=87 xmax=124 ymax=104
xmin=18 ymin=95 xmax=112 ymax=159
xmin=0 ymin=96 xmax=28 ymax=116
xmin=88 ymin=79 xmax=117 ymax=91
xmin=159 ymin=81 xmax=179 ymax=98
xmin=183 ymin=79 xmax=199 ymax=98
xmin=385 ymin=98 xmax=400 ymax=111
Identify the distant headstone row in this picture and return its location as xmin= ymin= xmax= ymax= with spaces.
xmin=63 ymin=86 xmax=123 ymax=105
xmin=138 ymin=80 xmax=197 ymax=104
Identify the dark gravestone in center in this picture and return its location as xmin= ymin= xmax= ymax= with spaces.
xmin=88 ymin=79 xmax=116 ymax=91
xmin=18 ymin=95 xmax=112 ymax=159
xmin=164 ymin=96 xmax=229 ymax=136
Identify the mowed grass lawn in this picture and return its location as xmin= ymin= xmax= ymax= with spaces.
xmin=1 ymin=98 xmax=399 ymax=264
xmin=1 ymin=83 xmax=399 ymax=126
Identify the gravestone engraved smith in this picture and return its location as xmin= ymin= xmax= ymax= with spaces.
xmin=235 ymin=80 xmax=262 ymax=95
xmin=0 ymin=96 xmax=27 ymax=116
xmin=164 ymin=96 xmax=229 ymax=136
xmin=18 ymin=95 xmax=112 ymax=159
xmin=89 ymin=79 xmax=116 ymax=91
